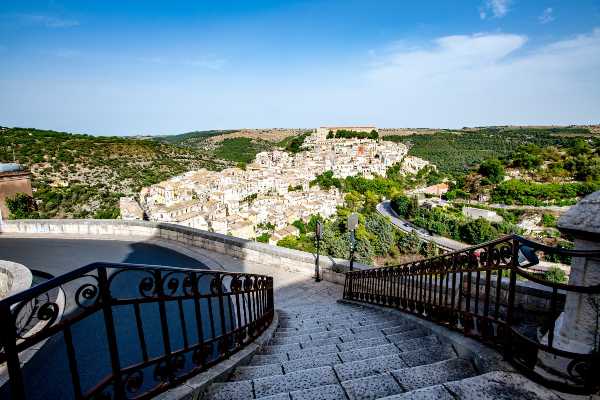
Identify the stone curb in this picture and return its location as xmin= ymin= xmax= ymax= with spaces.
xmin=153 ymin=310 xmax=280 ymax=400
xmin=0 ymin=259 xmax=33 ymax=299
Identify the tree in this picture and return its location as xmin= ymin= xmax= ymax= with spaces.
xmin=478 ymin=159 xmax=505 ymax=184
xmin=391 ymin=195 xmax=411 ymax=216
xmin=364 ymin=213 xmax=395 ymax=256
xmin=6 ymin=193 xmax=37 ymax=219
xmin=459 ymin=218 xmax=497 ymax=244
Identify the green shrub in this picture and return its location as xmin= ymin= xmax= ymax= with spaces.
xmin=543 ymin=267 xmax=567 ymax=284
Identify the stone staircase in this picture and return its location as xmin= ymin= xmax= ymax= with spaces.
xmin=200 ymin=302 xmax=562 ymax=400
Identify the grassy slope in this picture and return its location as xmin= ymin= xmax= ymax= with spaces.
xmin=0 ymin=127 xmax=221 ymax=218
xmin=384 ymin=127 xmax=592 ymax=175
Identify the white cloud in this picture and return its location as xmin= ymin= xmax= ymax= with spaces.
xmin=480 ymin=0 xmax=511 ymax=19
xmin=363 ymin=29 xmax=600 ymax=127
xmin=539 ymin=8 xmax=555 ymax=24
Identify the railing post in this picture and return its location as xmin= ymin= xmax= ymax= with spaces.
xmin=503 ymin=238 xmax=519 ymax=361
xmin=0 ymin=303 xmax=26 ymax=400
xmin=551 ymin=192 xmax=600 ymax=355
xmin=98 ymin=266 xmax=125 ymax=399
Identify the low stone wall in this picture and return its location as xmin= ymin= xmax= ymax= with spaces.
xmin=0 ymin=260 xmax=32 ymax=299
xmin=0 ymin=220 xmax=367 ymax=285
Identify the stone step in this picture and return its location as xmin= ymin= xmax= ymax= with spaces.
xmin=399 ymin=344 xmax=456 ymax=367
xmin=334 ymin=353 xmax=408 ymax=382
xmin=229 ymin=363 xmax=284 ymax=381
xmin=282 ymin=352 xmax=341 ymax=373
xmin=248 ymin=353 xmax=289 ymax=366
xmin=380 ymin=371 xmax=563 ymax=400
xmin=342 ymin=371 xmax=403 ymax=400
xmin=338 ymin=343 xmax=400 ymax=363
xmin=390 ymin=358 xmax=477 ymax=392
xmin=253 ymin=366 xmax=339 ymax=398
xmin=286 ymin=383 xmax=347 ymax=400
xmin=287 ymin=344 xmax=339 ymax=360
xmin=200 ymin=381 xmax=253 ymax=400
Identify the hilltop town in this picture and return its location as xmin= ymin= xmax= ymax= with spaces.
xmin=130 ymin=127 xmax=430 ymax=241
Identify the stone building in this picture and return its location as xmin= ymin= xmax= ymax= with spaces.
xmin=0 ymin=163 xmax=32 ymax=220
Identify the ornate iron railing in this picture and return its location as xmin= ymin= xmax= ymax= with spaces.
xmin=0 ymin=262 xmax=274 ymax=400
xmin=343 ymin=235 xmax=600 ymax=394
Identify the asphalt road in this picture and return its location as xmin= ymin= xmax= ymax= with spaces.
xmin=0 ymin=238 xmax=215 ymax=400
xmin=0 ymin=238 xmax=209 ymax=277
xmin=377 ymin=201 xmax=468 ymax=252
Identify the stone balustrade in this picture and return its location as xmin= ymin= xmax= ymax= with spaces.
xmin=0 ymin=219 xmax=368 ymax=285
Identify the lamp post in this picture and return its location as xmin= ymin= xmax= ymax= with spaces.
xmin=347 ymin=213 xmax=359 ymax=271
xmin=315 ymin=220 xmax=323 ymax=282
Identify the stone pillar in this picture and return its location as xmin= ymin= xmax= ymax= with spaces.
xmin=554 ymin=191 xmax=600 ymax=353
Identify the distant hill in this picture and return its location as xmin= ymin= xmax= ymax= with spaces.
xmin=0 ymin=127 xmax=226 ymax=219
xmin=156 ymin=130 xmax=239 ymax=145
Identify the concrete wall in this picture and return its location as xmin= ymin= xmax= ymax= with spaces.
xmin=0 ymin=219 xmax=367 ymax=285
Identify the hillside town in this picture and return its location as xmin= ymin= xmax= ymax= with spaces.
xmin=129 ymin=127 xmax=430 ymax=240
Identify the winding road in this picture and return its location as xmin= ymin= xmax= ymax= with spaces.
xmin=376 ymin=201 xmax=468 ymax=252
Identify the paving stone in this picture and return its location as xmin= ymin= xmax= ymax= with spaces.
xmin=287 ymin=345 xmax=339 ymax=360
xmin=202 ymin=381 xmax=253 ymax=400
xmin=336 ymin=336 xmax=389 ymax=352
xmin=258 ymin=394 xmax=291 ymax=400
xmin=386 ymin=328 xmax=430 ymax=344
xmin=270 ymin=334 xmax=312 ymax=345
xmin=258 ymin=343 xmax=302 ymax=354
xmin=381 ymin=323 xmax=419 ymax=335
xmin=395 ymin=334 xmax=440 ymax=352
xmin=339 ymin=343 xmax=399 ymax=363
xmin=253 ymin=366 xmax=339 ymax=398
xmin=278 ymin=327 xmax=328 ymax=336
xmin=249 ymin=353 xmax=289 ymax=366
xmin=289 ymin=384 xmax=347 ymax=400
xmin=379 ymin=384 xmax=455 ymax=400
xmin=443 ymin=371 xmax=563 ymax=400
xmin=342 ymin=373 xmax=403 ymax=400
xmin=310 ymin=329 xmax=352 ymax=340
xmin=399 ymin=344 xmax=456 ymax=367
xmin=391 ymin=358 xmax=477 ymax=391
xmin=351 ymin=320 xmax=405 ymax=333
xmin=230 ymin=363 xmax=284 ymax=381
xmin=334 ymin=354 xmax=408 ymax=381
xmin=282 ymin=353 xmax=341 ymax=373
xmin=300 ymin=337 xmax=342 ymax=349
xmin=340 ymin=329 xmax=385 ymax=342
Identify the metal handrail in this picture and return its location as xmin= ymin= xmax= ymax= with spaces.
xmin=343 ymin=235 xmax=600 ymax=394
xmin=0 ymin=262 xmax=274 ymax=400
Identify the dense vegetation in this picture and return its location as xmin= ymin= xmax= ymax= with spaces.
xmin=384 ymin=127 xmax=593 ymax=176
xmin=156 ymin=130 xmax=238 ymax=145
xmin=390 ymin=196 xmax=517 ymax=245
xmin=327 ymin=129 xmax=378 ymax=140
xmin=280 ymin=133 xmax=309 ymax=153
xmin=212 ymin=137 xmax=275 ymax=164
xmin=0 ymin=127 xmax=219 ymax=218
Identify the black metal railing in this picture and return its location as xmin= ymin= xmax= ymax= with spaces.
xmin=0 ymin=262 xmax=274 ymax=400
xmin=343 ymin=234 xmax=600 ymax=394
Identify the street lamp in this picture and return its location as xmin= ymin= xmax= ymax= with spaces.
xmin=314 ymin=220 xmax=323 ymax=282
xmin=347 ymin=213 xmax=359 ymax=271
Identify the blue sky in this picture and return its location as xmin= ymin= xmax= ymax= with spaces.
xmin=1 ymin=0 xmax=599 ymax=135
